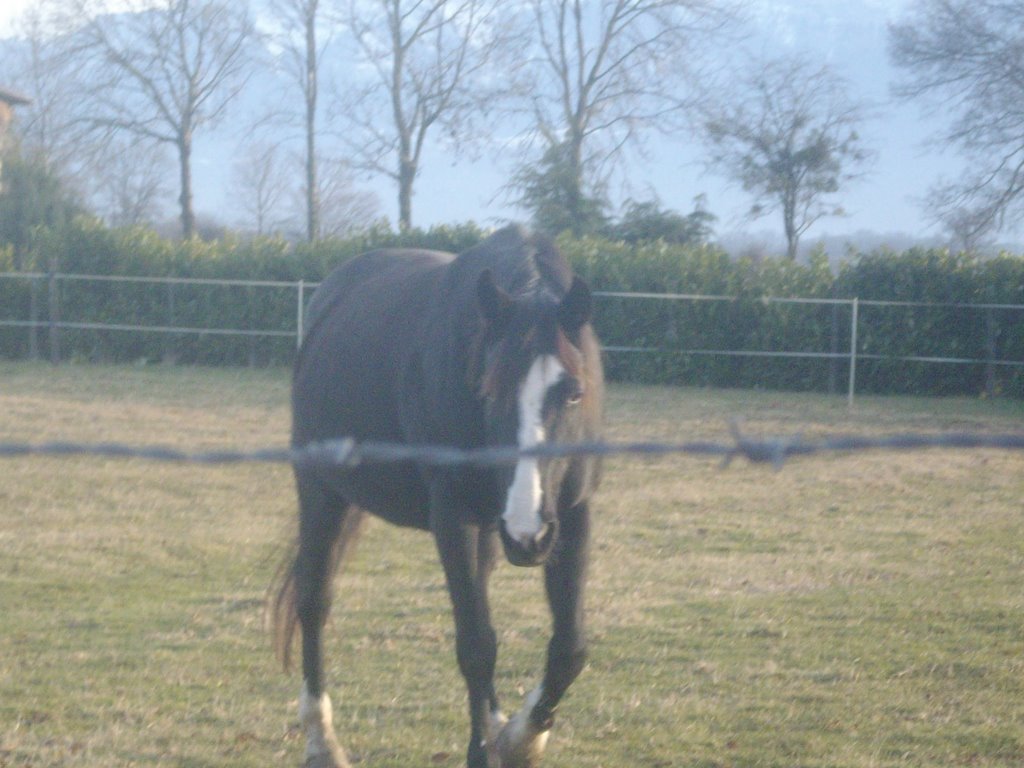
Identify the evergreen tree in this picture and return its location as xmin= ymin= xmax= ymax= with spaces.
xmin=513 ymin=142 xmax=609 ymax=236
xmin=0 ymin=150 xmax=78 ymax=270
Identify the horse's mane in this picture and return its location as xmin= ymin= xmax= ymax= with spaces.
xmin=454 ymin=224 xmax=571 ymax=302
xmin=459 ymin=226 xmax=602 ymax=421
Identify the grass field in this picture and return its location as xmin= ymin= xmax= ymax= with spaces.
xmin=1 ymin=362 xmax=1023 ymax=768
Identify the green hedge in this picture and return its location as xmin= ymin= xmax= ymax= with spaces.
xmin=3 ymin=219 xmax=1024 ymax=397
xmin=0 ymin=219 xmax=487 ymax=366
xmin=562 ymin=237 xmax=840 ymax=391
xmin=564 ymin=240 xmax=1024 ymax=397
xmin=830 ymin=249 xmax=1024 ymax=396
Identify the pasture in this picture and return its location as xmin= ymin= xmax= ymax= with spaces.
xmin=1 ymin=362 xmax=1022 ymax=767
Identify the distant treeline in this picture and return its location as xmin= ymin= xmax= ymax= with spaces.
xmin=2 ymin=219 xmax=1023 ymax=397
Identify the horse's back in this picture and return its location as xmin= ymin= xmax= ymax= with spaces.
xmin=301 ymin=249 xmax=453 ymax=346
xmin=292 ymin=248 xmax=453 ymax=527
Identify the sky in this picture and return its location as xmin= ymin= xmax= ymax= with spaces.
xmin=0 ymin=1 xmax=31 ymax=37
xmin=0 ymin=0 xmax=983 ymax=248
xmin=386 ymin=0 xmax=956 ymax=245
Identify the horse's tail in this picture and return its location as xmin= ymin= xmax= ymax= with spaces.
xmin=266 ymin=509 xmax=367 ymax=672
xmin=267 ymin=541 xmax=301 ymax=671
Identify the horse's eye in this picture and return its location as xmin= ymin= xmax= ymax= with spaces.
xmin=563 ymin=377 xmax=584 ymax=406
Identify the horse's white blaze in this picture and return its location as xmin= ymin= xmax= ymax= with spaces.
xmin=503 ymin=354 xmax=565 ymax=545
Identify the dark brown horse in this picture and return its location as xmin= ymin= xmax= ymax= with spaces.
xmin=270 ymin=225 xmax=604 ymax=767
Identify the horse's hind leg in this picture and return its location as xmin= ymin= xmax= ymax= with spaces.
xmin=292 ymin=476 xmax=366 ymax=768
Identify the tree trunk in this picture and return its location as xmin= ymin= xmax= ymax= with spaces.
xmin=305 ymin=4 xmax=320 ymax=242
xmin=568 ymin=132 xmax=585 ymax=236
xmin=785 ymin=230 xmax=798 ymax=260
xmin=305 ymin=107 xmax=319 ymax=241
xmin=783 ymin=186 xmax=798 ymax=260
xmin=398 ymin=157 xmax=414 ymax=231
xmin=179 ymin=130 xmax=195 ymax=239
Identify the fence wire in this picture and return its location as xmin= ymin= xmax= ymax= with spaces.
xmin=4 ymin=427 xmax=1024 ymax=471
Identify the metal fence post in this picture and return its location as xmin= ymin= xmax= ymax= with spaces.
xmin=28 ymin=275 xmax=40 ymax=360
xmin=296 ymin=280 xmax=305 ymax=349
xmin=829 ymin=294 xmax=840 ymax=395
xmin=848 ymin=297 xmax=859 ymax=408
xmin=48 ymin=269 xmax=61 ymax=365
xmin=246 ymin=284 xmax=257 ymax=368
xmin=985 ymin=299 xmax=998 ymax=397
xmin=165 ymin=281 xmax=177 ymax=364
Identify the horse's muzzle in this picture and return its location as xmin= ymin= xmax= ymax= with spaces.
xmin=499 ymin=519 xmax=557 ymax=567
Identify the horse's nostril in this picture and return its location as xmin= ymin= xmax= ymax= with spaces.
xmin=499 ymin=519 xmax=557 ymax=566
xmin=532 ymin=521 xmax=556 ymax=552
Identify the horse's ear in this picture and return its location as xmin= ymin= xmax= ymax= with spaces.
xmin=558 ymin=276 xmax=592 ymax=333
xmin=477 ymin=269 xmax=513 ymax=328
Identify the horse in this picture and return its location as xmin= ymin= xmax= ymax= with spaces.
xmin=269 ymin=224 xmax=604 ymax=768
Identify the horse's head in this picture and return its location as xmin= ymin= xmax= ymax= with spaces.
xmin=475 ymin=269 xmax=597 ymax=567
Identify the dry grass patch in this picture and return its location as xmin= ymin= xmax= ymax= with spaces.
xmin=1 ymin=363 xmax=1022 ymax=767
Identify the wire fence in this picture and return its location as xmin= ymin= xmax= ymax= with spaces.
xmin=5 ymin=427 xmax=1024 ymax=471
xmin=4 ymin=276 xmax=1024 ymax=468
xmin=4 ymin=272 xmax=1024 ymax=403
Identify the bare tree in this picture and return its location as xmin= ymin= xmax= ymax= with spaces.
xmin=92 ymin=138 xmax=171 ymax=226
xmin=941 ymin=204 xmax=996 ymax=254
xmin=2 ymin=3 xmax=93 ymax=189
xmin=314 ymin=154 xmax=380 ymax=238
xmin=60 ymin=0 xmax=255 ymax=238
xmin=230 ymin=141 xmax=294 ymax=236
xmin=340 ymin=0 xmax=505 ymax=230
xmin=268 ymin=0 xmax=333 ymax=241
xmin=511 ymin=0 xmax=733 ymax=235
xmin=890 ymin=0 xmax=1024 ymax=244
xmin=698 ymin=55 xmax=871 ymax=259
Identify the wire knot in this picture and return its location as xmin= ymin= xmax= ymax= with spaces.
xmin=723 ymin=421 xmax=798 ymax=470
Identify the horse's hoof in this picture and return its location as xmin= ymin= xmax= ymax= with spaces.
xmin=494 ymin=708 xmax=549 ymax=768
xmin=485 ymin=709 xmax=509 ymax=767
xmin=490 ymin=708 xmax=509 ymax=734
xmin=304 ymin=740 xmax=350 ymax=768
xmin=304 ymin=751 xmax=349 ymax=768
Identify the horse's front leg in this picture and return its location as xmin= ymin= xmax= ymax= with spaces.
xmin=431 ymin=484 xmax=503 ymax=768
xmin=496 ymin=500 xmax=591 ymax=768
